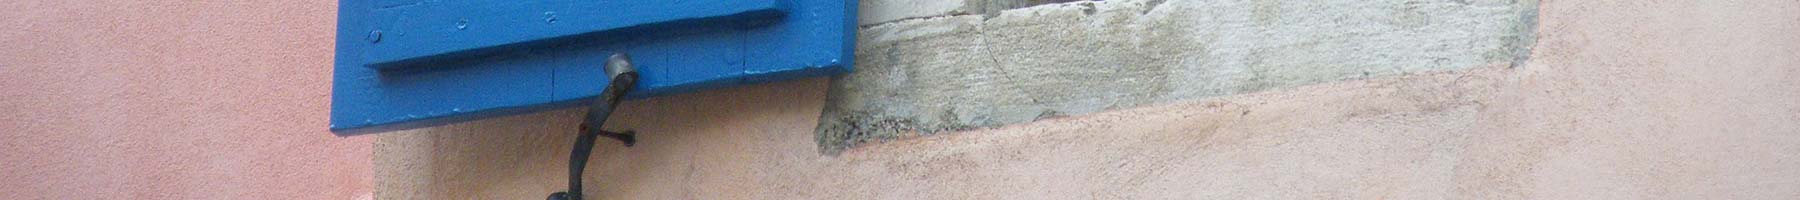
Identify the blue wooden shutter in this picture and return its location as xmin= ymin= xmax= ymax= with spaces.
xmin=330 ymin=0 xmax=856 ymax=135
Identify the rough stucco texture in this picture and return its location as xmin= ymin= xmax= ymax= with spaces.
xmin=820 ymin=0 xmax=1539 ymax=152
xmin=858 ymin=0 xmax=1083 ymax=26
xmin=0 ymin=0 xmax=372 ymax=199
xmin=375 ymin=0 xmax=1800 ymax=199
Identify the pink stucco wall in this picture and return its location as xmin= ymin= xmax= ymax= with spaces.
xmin=0 ymin=0 xmax=371 ymax=199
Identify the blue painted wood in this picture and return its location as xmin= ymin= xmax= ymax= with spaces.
xmin=362 ymin=0 xmax=786 ymax=69
xmin=331 ymin=0 xmax=857 ymax=135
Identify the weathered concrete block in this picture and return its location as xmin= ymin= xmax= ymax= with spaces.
xmin=859 ymin=0 xmax=972 ymax=26
xmin=858 ymin=0 xmax=1089 ymax=26
xmin=820 ymin=0 xmax=1539 ymax=152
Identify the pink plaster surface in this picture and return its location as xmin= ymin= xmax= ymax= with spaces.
xmin=0 ymin=0 xmax=371 ymax=199
xmin=374 ymin=0 xmax=1800 ymax=199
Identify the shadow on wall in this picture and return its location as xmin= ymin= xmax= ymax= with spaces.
xmin=375 ymin=78 xmax=833 ymax=199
